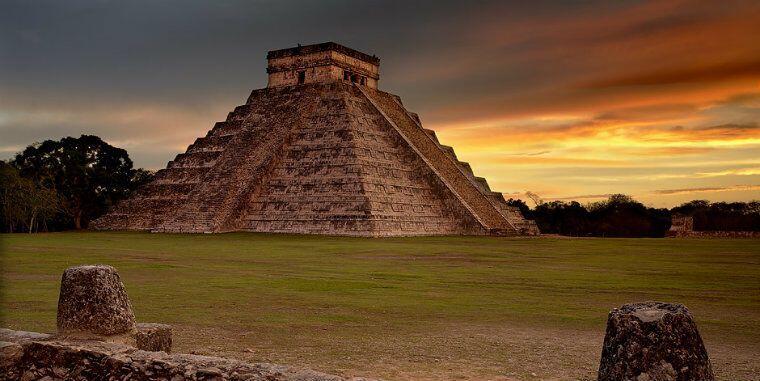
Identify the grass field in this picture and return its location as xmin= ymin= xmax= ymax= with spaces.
xmin=1 ymin=232 xmax=759 ymax=380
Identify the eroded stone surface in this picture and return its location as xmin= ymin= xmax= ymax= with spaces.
xmin=0 ymin=328 xmax=50 ymax=342
xmin=135 ymin=323 xmax=172 ymax=352
xmin=598 ymin=301 xmax=714 ymax=381
xmin=0 ymin=330 xmax=377 ymax=381
xmin=56 ymin=265 xmax=136 ymax=336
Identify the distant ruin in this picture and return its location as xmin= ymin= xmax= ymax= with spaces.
xmin=668 ymin=214 xmax=760 ymax=238
xmin=92 ymin=42 xmax=538 ymax=236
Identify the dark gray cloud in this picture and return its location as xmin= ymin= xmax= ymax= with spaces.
xmin=2 ymin=0 xmax=759 ymax=213
xmin=2 ymin=0 xmax=609 ymax=167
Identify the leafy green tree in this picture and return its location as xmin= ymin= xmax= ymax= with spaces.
xmin=11 ymin=135 xmax=151 ymax=229
xmin=0 ymin=161 xmax=59 ymax=232
xmin=533 ymin=200 xmax=591 ymax=236
xmin=506 ymin=198 xmax=533 ymax=219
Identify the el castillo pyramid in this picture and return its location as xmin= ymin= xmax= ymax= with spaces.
xmin=93 ymin=42 xmax=539 ymax=236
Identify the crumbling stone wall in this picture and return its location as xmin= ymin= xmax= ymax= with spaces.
xmin=667 ymin=215 xmax=760 ymax=238
xmin=0 ymin=336 xmax=369 ymax=381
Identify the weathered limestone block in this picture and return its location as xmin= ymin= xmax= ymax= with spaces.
xmin=598 ymin=301 xmax=714 ymax=381
xmin=0 ymin=328 xmax=50 ymax=342
xmin=57 ymin=265 xmax=136 ymax=336
xmin=0 ymin=341 xmax=23 ymax=377
xmin=135 ymin=323 xmax=172 ymax=352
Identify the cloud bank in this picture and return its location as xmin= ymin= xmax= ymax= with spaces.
xmin=1 ymin=0 xmax=758 ymax=207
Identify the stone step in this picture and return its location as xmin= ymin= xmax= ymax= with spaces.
xmin=210 ymin=120 xmax=245 ymax=137
xmin=359 ymin=87 xmax=516 ymax=232
xmin=423 ymin=128 xmax=438 ymax=143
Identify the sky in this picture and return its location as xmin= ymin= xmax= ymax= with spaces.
xmin=1 ymin=0 xmax=758 ymax=207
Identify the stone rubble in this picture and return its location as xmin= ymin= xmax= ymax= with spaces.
xmin=0 ymin=336 xmax=374 ymax=381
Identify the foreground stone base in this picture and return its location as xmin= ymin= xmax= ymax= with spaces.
xmin=135 ymin=323 xmax=172 ymax=353
xmin=667 ymin=230 xmax=760 ymax=238
xmin=0 ymin=329 xmax=374 ymax=381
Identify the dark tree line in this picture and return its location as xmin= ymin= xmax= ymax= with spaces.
xmin=508 ymin=195 xmax=759 ymax=237
xmin=1 ymin=135 xmax=153 ymax=232
xmin=3 ymin=136 xmax=756 ymax=236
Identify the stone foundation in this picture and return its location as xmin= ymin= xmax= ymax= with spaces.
xmin=668 ymin=230 xmax=760 ymax=238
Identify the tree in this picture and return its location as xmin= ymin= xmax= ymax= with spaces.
xmin=528 ymin=195 xmax=672 ymax=237
xmin=587 ymin=194 xmax=640 ymax=237
xmin=506 ymin=198 xmax=533 ymax=219
xmin=533 ymin=200 xmax=591 ymax=236
xmin=0 ymin=162 xmax=24 ymax=232
xmin=525 ymin=191 xmax=543 ymax=206
xmin=0 ymin=161 xmax=59 ymax=233
xmin=11 ymin=135 xmax=149 ymax=230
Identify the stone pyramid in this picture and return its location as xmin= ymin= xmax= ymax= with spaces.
xmin=93 ymin=42 xmax=539 ymax=236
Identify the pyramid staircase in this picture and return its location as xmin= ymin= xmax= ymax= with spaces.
xmin=359 ymin=86 xmax=539 ymax=236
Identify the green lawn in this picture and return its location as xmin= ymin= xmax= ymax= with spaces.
xmin=1 ymin=232 xmax=759 ymax=380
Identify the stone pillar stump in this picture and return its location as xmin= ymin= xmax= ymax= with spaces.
xmin=56 ymin=265 xmax=136 ymax=336
xmin=598 ymin=301 xmax=714 ymax=381
xmin=135 ymin=323 xmax=173 ymax=352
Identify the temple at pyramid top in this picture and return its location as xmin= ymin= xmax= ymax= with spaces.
xmin=267 ymin=42 xmax=380 ymax=88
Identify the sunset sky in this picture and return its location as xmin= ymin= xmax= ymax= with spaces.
xmin=1 ymin=0 xmax=758 ymax=207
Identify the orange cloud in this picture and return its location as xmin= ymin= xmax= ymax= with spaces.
xmin=652 ymin=185 xmax=760 ymax=195
xmin=583 ymin=59 xmax=760 ymax=88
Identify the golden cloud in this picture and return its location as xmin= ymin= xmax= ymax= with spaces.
xmin=652 ymin=185 xmax=760 ymax=195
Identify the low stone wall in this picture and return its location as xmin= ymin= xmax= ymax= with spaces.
xmin=0 ymin=332 xmax=367 ymax=381
xmin=668 ymin=230 xmax=760 ymax=238
xmin=667 ymin=215 xmax=759 ymax=238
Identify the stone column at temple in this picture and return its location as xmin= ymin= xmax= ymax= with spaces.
xmin=56 ymin=264 xmax=172 ymax=352
xmin=57 ymin=265 xmax=137 ymax=336
xmin=597 ymin=301 xmax=714 ymax=381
